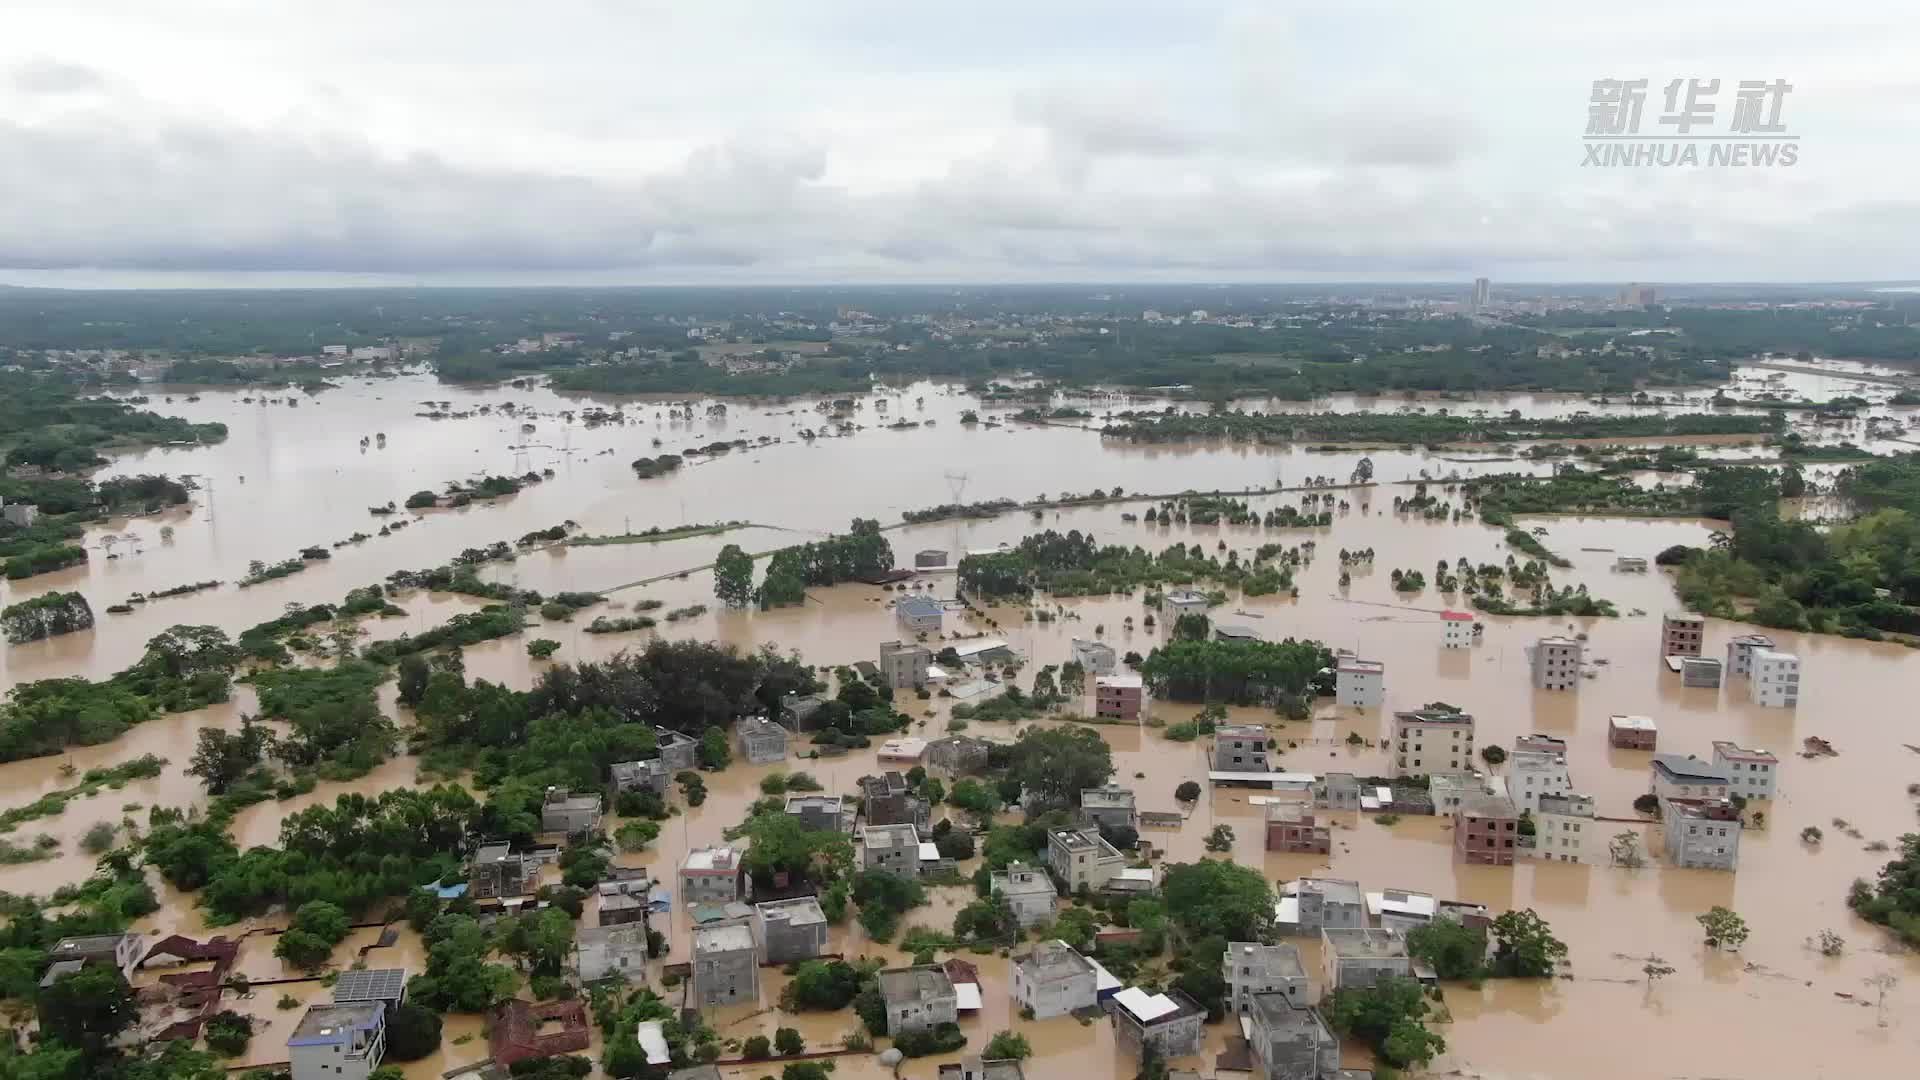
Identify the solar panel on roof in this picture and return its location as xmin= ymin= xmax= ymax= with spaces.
xmin=331 ymin=968 xmax=406 ymax=1003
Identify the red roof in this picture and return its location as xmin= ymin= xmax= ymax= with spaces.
xmin=942 ymin=957 xmax=980 ymax=986
xmin=1440 ymin=611 xmax=1474 ymax=621
xmin=488 ymin=999 xmax=592 ymax=1066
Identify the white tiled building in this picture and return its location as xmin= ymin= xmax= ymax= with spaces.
xmin=1391 ymin=709 xmax=1475 ymax=778
xmin=1508 ymin=749 xmax=1572 ymax=814
xmin=1335 ymin=656 xmax=1385 ymax=709
xmin=1440 ymin=610 xmax=1475 ymax=649
xmin=1748 ymin=649 xmax=1801 ymax=708
xmin=1529 ymin=793 xmax=1596 ymax=864
xmin=1711 ymin=741 xmax=1779 ymax=800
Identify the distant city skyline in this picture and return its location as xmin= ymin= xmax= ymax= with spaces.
xmin=1 ymin=1 xmax=1914 ymax=285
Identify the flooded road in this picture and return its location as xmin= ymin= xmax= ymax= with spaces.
xmin=2 ymin=371 xmax=1918 ymax=1077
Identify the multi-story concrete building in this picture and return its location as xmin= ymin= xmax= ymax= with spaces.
xmin=1223 ymin=942 xmax=1309 ymax=1015
xmin=755 ymin=897 xmax=828 ymax=964
xmin=1047 ymin=827 xmax=1127 ymax=893
xmin=1711 ymin=741 xmax=1779 ymax=800
xmin=1366 ymin=889 xmax=1437 ymax=934
xmin=914 ymin=548 xmax=949 ymax=569
xmin=859 ymin=771 xmax=927 ymax=830
xmin=1264 ymin=803 xmax=1331 ymax=855
xmin=541 ymin=788 xmax=603 ymax=835
xmin=990 ymin=862 xmax=1058 ymax=928
xmin=1726 ymin=633 xmax=1776 ymax=678
xmin=895 ymin=594 xmax=945 ymax=634
xmin=1071 ymin=638 xmax=1118 ymax=676
xmin=1749 ymin=649 xmax=1801 ymax=707
xmin=1391 ymin=709 xmax=1475 ymax=777
xmin=926 ymin=735 xmax=993 ymax=777
xmin=1162 ymin=590 xmax=1210 ymax=619
xmin=1111 ymin=987 xmax=1205 ymax=1059
xmin=1662 ymin=797 xmax=1743 ymax=870
xmin=1508 ymin=749 xmax=1572 ymax=814
xmin=1335 ymin=656 xmax=1385 ymax=709
xmin=1649 ymin=755 xmax=1732 ymax=802
xmin=1275 ymin=877 xmax=1365 ymax=936
xmin=1454 ymin=790 xmax=1519 ymax=866
xmin=1662 ymin=612 xmax=1706 ymax=657
xmin=1515 ymin=733 xmax=1567 ymax=755
xmin=784 ymin=794 xmax=852 ymax=833
xmin=470 ymin=843 xmax=536 ymax=900
xmin=1428 ymin=771 xmax=1479 ymax=816
xmin=654 ymin=727 xmax=699 ymax=771
xmin=1248 ymin=993 xmax=1339 ymax=1080
xmin=1079 ymin=784 xmax=1138 ymax=831
xmin=1010 ymin=939 xmax=1097 ymax=1018
xmin=1608 ymin=714 xmax=1658 ymax=750
xmin=735 ymin=716 xmax=790 ymax=765
xmin=1529 ymin=793 xmax=1595 ymax=864
xmin=937 ymin=1058 xmax=1026 ymax=1080
xmin=289 ymin=1003 xmax=386 ymax=1080
xmin=1093 ymin=674 xmax=1144 ymax=721
xmin=1320 ymin=928 xmax=1411 ymax=993
xmin=691 ymin=923 xmax=758 ymax=1007
xmin=862 ymin=823 xmax=922 ymax=877
xmin=879 ymin=640 xmax=933 ymax=690
xmin=46 ymin=933 xmax=143 ymax=979
xmin=1314 ymin=772 xmax=1360 ymax=812
xmin=574 ymin=924 xmax=650 ymax=983
xmin=877 ymin=965 xmax=957 ymax=1034
xmin=680 ymin=846 xmax=745 ymax=906
xmin=1214 ymin=724 xmax=1272 ymax=772
xmin=610 ymin=758 xmax=669 ymax=796
xmin=1681 ymin=657 xmax=1723 ymax=688
xmin=1528 ymin=636 xmax=1582 ymax=690
xmin=1440 ymin=610 xmax=1476 ymax=649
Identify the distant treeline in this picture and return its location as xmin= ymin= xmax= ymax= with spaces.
xmin=1101 ymin=410 xmax=1783 ymax=445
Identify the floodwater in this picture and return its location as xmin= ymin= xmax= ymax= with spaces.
xmin=2 ymin=370 xmax=1919 ymax=1077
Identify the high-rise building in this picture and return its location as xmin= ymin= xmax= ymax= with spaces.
xmin=1471 ymin=277 xmax=1490 ymax=310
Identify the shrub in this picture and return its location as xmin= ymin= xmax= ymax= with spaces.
xmin=203 ymin=1011 xmax=254 ymax=1056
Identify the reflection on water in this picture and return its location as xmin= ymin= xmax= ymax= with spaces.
xmin=1 ymin=372 xmax=1916 ymax=1077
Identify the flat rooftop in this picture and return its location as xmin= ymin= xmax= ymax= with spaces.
xmin=693 ymin=923 xmax=755 ymax=954
xmin=1651 ymin=754 xmax=1733 ymax=782
xmin=877 ymin=965 xmax=954 ymax=1002
xmin=682 ymin=846 xmax=740 ymax=873
xmin=1610 ymin=714 xmax=1657 ymax=730
xmin=1017 ymin=940 xmax=1095 ymax=981
xmin=756 ymin=896 xmax=826 ymax=926
xmin=289 ymin=1003 xmax=383 ymax=1046
xmin=1322 ymin=927 xmax=1408 ymax=959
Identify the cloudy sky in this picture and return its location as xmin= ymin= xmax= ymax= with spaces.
xmin=1 ymin=0 xmax=1915 ymax=286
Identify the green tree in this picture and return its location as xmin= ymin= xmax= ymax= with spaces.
xmin=186 ymin=719 xmax=270 ymax=795
xmin=1324 ymin=976 xmax=1443 ymax=1069
xmin=774 ymin=1026 xmax=805 ymax=1055
xmin=275 ymin=900 xmax=351 ymax=970
xmin=203 ymin=1010 xmax=255 ymax=1056
xmin=1010 ymin=725 xmax=1113 ymax=810
xmin=714 ymin=544 xmax=755 ymax=608
xmin=780 ymin=960 xmax=864 ymax=1011
xmin=384 ymin=1002 xmax=443 ymax=1061
xmin=1489 ymin=909 xmax=1567 ymax=977
xmin=983 ymin=1030 xmax=1032 ymax=1059
xmin=1407 ymin=919 xmax=1489 ymax=979
xmin=396 ymin=654 xmax=431 ymax=706
xmin=526 ymin=638 xmax=561 ymax=660
xmin=742 ymin=1035 xmax=772 ymax=1060
xmin=36 ymin=965 xmax=136 ymax=1054
xmin=1204 ymin=824 xmax=1235 ymax=852
xmin=1162 ymin=859 xmax=1274 ymax=942
xmin=698 ymin=725 xmax=732 ymax=770
xmin=1174 ymin=780 xmax=1201 ymax=802
xmin=1697 ymin=905 xmax=1749 ymax=950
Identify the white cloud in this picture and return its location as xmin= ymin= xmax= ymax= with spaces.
xmin=0 ymin=0 xmax=1913 ymax=283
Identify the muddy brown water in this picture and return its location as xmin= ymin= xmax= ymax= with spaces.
xmin=1 ymin=372 xmax=1918 ymax=1077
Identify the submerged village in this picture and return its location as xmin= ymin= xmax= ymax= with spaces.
xmin=2 ymin=289 xmax=1920 ymax=1080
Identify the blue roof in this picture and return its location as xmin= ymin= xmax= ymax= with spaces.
xmin=897 ymin=595 xmax=943 ymax=617
xmin=435 ymin=882 xmax=470 ymax=900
